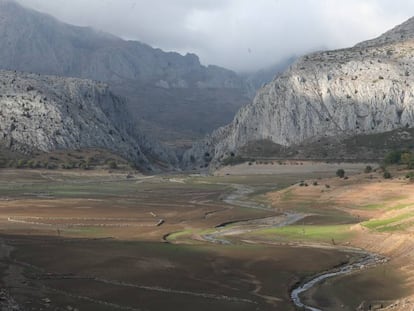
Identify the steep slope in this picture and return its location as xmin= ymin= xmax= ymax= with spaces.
xmin=0 ymin=0 xmax=250 ymax=144
xmin=183 ymin=17 xmax=414 ymax=169
xmin=241 ymin=56 xmax=297 ymax=92
xmin=0 ymin=70 xmax=177 ymax=170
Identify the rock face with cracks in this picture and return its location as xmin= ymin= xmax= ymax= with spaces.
xmin=0 ymin=70 xmax=177 ymax=171
xmin=183 ymin=17 xmax=414 ymax=169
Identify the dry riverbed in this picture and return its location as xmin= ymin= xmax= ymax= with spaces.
xmin=0 ymin=164 xmax=411 ymax=310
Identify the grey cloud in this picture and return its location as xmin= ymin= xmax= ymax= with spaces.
xmin=15 ymin=0 xmax=414 ymax=72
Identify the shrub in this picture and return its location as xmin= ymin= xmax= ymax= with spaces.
xmin=383 ymin=171 xmax=392 ymax=179
xmin=406 ymin=172 xmax=414 ymax=182
xmin=384 ymin=150 xmax=403 ymax=165
xmin=27 ymin=160 xmax=35 ymax=168
xmin=336 ymin=169 xmax=345 ymax=178
xmin=61 ymin=162 xmax=76 ymax=169
xmin=221 ymin=156 xmax=253 ymax=166
xmin=16 ymin=159 xmax=27 ymax=168
xmin=108 ymin=161 xmax=118 ymax=169
xmin=364 ymin=165 xmax=373 ymax=173
xmin=0 ymin=157 xmax=7 ymax=168
xmin=383 ymin=150 xmax=414 ymax=169
xmin=80 ymin=162 xmax=90 ymax=170
xmin=46 ymin=162 xmax=57 ymax=169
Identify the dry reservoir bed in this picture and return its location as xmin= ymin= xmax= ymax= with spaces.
xmin=0 ymin=165 xmax=409 ymax=310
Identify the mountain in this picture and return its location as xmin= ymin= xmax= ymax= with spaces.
xmin=0 ymin=0 xmax=251 ymax=145
xmin=241 ymin=57 xmax=297 ymax=92
xmin=0 ymin=70 xmax=177 ymax=171
xmin=183 ymin=17 xmax=414 ymax=169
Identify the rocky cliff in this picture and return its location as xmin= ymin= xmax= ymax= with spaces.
xmin=0 ymin=70 xmax=177 ymax=170
xmin=0 ymin=0 xmax=252 ymax=144
xmin=183 ymin=17 xmax=414 ymax=169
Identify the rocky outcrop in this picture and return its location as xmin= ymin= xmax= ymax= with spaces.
xmin=183 ymin=17 xmax=414 ymax=169
xmin=0 ymin=70 xmax=177 ymax=171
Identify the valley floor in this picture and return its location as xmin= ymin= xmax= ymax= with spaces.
xmin=0 ymin=162 xmax=412 ymax=310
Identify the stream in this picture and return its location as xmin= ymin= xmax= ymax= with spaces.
xmin=205 ymin=182 xmax=387 ymax=311
xmin=291 ymin=253 xmax=387 ymax=311
xmin=201 ymin=183 xmax=307 ymax=244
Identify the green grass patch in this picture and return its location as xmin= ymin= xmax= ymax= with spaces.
xmin=358 ymin=203 xmax=386 ymax=210
xmin=362 ymin=213 xmax=414 ymax=231
xmin=379 ymin=220 xmax=414 ymax=232
xmin=357 ymin=198 xmax=409 ymax=210
xmin=63 ymin=226 xmax=106 ymax=237
xmin=248 ymin=224 xmax=353 ymax=243
xmin=387 ymin=203 xmax=414 ymax=211
xmin=167 ymin=230 xmax=193 ymax=241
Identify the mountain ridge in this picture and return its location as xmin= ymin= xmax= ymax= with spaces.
xmin=0 ymin=0 xmax=254 ymax=144
xmin=183 ymin=16 xmax=414 ymax=169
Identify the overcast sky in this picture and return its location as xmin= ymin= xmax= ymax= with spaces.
xmin=15 ymin=0 xmax=414 ymax=72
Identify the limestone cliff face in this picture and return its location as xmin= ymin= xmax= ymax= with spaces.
xmin=0 ymin=70 xmax=177 ymax=170
xmin=183 ymin=17 xmax=414 ymax=169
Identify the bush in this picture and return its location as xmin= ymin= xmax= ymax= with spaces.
xmin=61 ymin=162 xmax=74 ymax=169
xmin=406 ymin=172 xmax=414 ymax=182
xmin=0 ymin=157 xmax=7 ymax=168
xmin=401 ymin=152 xmax=414 ymax=169
xmin=108 ymin=161 xmax=118 ymax=169
xmin=16 ymin=159 xmax=27 ymax=168
xmin=384 ymin=150 xmax=414 ymax=169
xmin=27 ymin=160 xmax=36 ymax=169
xmin=336 ymin=169 xmax=345 ymax=178
xmin=46 ymin=162 xmax=57 ymax=170
xmin=80 ymin=162 xmax=90 ymax=170
xmin=364 ymin=165 xmax=373 ymax=173
xmin=221 ymin=155 xmax=253 ymax=166
xmin=383 ymin=171 xmax=392 ymax=179
xmin=384 ymin=150 xmax=403 ymax=165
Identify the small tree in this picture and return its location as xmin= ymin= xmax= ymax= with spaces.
xmin=336 ymin=169 xmax=345 ymax=178
xmin=384 ymin=150 xmax=403 ymax=165
xmin=383 ymin=171 xmax=392 ymax=179
xmin=364 ymin=165 xmax=373 ymax=173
